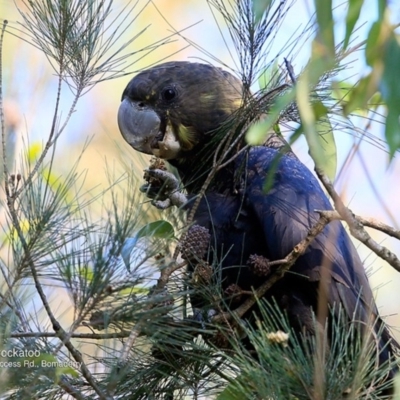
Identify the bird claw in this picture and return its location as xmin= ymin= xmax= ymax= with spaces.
xmin=152 ymin=198 xmax=173 ymax=210
xmin=144 ymin=168 xmax=180 ymax=189
xmin=142 ymin=168 xmax=188 ymax=209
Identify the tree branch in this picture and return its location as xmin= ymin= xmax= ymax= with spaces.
xmin=316 ymin=210 xmax=400 ymax=241
xmin=316 ymin=170 xmax=400 ymax=272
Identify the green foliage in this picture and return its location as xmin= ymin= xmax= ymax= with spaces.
xmin=251 ymin=0 xmax=400 ymax=167
xmin=394 ymin=375 xmax=400 ymax=400
xmin=380 ymin=35 xmax=400 ymax=156
xmin=136 ymin=220 xmax=175 ymax=240
xmin=17 ymin=0 xmax=164 ymax=92
xmin=246 ymin=88 xmax=296 ymax=145
xmin=344 ymin=0 xmax=365 ymax=49
xmin=121 ymin=220 xmax=175 ymax=270
xmin=314 ymin=0 xmax=335 ymax=56
xmin=257 ymin=59 xmax=280 ymax=93
xmin=217 ymin=385 xmax=247 ymax=400
xmin=342 ymin=1 xmax=400 ymax=158
xmin=252 ymin=0 xmax=273 ymax=23
xmin=294 ymin=100 xmax=337 ymax=181
xmin=215 ymin=301 xmax=395 ymax=400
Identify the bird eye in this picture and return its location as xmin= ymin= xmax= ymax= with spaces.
xmin=162 ymin=87 xmax=176 ymax=102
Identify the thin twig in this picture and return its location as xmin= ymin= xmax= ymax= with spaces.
xmin=157 ymin=260 xmax=187 ymax=289
xmin=316 ymin=170 xmax=400 ymax=272
xmin=187 ymin=129 xmax=238 ymax=225
xmin=216 ymin=144 xmax=250 ymax=171
xmin=316 ymin=210 xmax=400 ymax=241
xmin=58 ymin=377 xmax=87 ymax=400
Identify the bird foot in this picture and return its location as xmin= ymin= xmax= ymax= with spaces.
xmin=140 ymin=168 xmax=188 ymax=209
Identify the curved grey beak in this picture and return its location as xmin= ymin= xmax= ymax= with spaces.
xmin=117 ymin=98 xmax=161 ymax=155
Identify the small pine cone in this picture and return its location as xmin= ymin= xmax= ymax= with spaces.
xmin=143 ymin=170 xmax=160 ymax=186
xmin=143 ymin=157 xmax=167 ymax=185
xmin=192 ymin=262 xmax=213 ymax=285
xmin=89 ymin=311 xmax=108 ymax=331
xmin=248 ymin=254 xmax=270 ymax=276
xmin=224 ymin=284 xmax=243 ymax=302
xmin=179 ymin=225 xmax=211 ymax=261
xmin=149 ymin=156 xmax=166 ymax=171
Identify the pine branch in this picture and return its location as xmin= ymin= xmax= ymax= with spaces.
xmin=5 ymin=192 xmax=110 ymax=399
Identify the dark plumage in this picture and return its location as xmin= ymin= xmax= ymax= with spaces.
xmin=118 ymin=61 xmax=398 ymax=377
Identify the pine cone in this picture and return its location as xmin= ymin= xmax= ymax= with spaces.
xmin=224 ymin=284 xmax=243 ymax=302
xmin=89 ymin=310 xmax=108 ymax=330
xmin=192 ymin=262 xmax=213 ymax=285
xmin=248 ymin=254 xmax=270 ymax=276
xmin=143 ymin=157 xmax=167 ymax=185
xmin=149 ymin=156 xmax=166 ymax=171
xmin=179 ymin=225 xmax=211 ymax=261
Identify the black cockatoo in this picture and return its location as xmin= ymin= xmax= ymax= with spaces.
xmin=117 ymin=61 xmax=398 ymax=375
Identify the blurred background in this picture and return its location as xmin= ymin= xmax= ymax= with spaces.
xmin=2 ymin=0 xmax=400 ymax=338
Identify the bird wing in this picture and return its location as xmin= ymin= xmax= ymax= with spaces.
xmin=240 ymin=146 xmax=378 ymax=321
